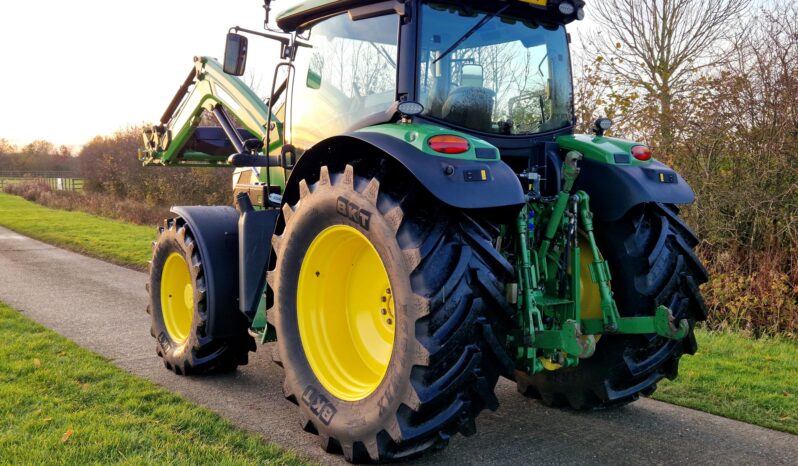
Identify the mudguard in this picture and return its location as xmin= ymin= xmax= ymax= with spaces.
xmin=573 ymin=158 xmax=695 ymax=221
xmin=170 ymin=206 xmax=247 ymax=338
xmin=558 ymin=135 xmax=695 ymax=221
xmin=283 ymin=131 xmax=526 ymax=212
xmin=238 ymin=207 xmax=278 ymax=320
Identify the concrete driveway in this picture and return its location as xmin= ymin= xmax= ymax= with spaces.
xmin=1 ymin=225 xmax=796 ymax=465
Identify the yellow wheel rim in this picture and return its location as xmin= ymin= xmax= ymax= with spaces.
xmin=160 ymin=252 xmax=194 ymax=344
xmin=297 ymin=225 xmax=395 ymax=402
xmin=578 ymin=237 xmax=603 ymax=321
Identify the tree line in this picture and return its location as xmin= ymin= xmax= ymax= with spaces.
xmin=1 ymin=131 xmax=231 ymax=209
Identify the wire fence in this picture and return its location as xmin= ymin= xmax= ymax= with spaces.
xmin=0 ymin=172 xmax=84 ymax=192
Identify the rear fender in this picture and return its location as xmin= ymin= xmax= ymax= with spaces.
xmin=573 ymin=159 xmax=695 ymax=221
xmin=283 ymin=130 xmax=525 ymax=214
xmin=558 ymin=135 xmax=695 ymax=221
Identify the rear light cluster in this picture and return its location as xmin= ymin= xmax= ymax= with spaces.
xmin=631 ymin=145 xmax=652 ymax=161
xmin=428 ymin=135 xmax=470 ymax=154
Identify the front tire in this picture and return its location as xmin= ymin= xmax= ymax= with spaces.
xmin=270 ymin=164 xmax=512 ymax=462
xmin=147 ymin=217 xmax=255 ymax=375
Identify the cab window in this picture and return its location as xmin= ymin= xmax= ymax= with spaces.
xmin=290 ymin=13 xmax=399 ymax=149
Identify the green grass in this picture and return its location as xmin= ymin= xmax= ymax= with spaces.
xmin=0 ymin=302 xmax=307 ymax=465
xmin=653 ymin=328 xmax=798 ymax=434
xmin=0 ymin=193 xmax=152 ymax=269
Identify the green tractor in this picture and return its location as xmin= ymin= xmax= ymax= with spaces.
xmin=140 ymin=0 xmax=708 ymax=462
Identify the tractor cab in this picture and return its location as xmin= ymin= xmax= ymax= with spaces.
xmin=413 ymin=2 xmax=575 ymax=137
xmin=228 ymin=0 xmax=584 ymax=155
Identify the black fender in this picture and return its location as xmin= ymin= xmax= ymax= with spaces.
xmin=237 ymin=202 xmax=278 ymax=320
xmin=283 ymin=132 xmax=525 ymax=213
xmin=170 ymin=206 xmax=247 ymax=338
xmin=573 ymin=159 xmax=695 ymax=221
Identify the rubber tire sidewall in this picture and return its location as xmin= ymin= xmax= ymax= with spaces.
xmin=150 ymin=231 xmax=200 ymax=368
xmin=274 ymin=179 xmax=420 ymax=444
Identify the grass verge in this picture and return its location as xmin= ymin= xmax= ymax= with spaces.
xmin=0 ymin=193 xmax=152 ymax=269
xmin=0 ymin=302 xmax=306 ymax=465
xmin=653 ymin=329 xmax=798 ymax=435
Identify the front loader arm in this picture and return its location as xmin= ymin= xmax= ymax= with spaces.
xmin=139 ymin=56 xmax=282 ymax=166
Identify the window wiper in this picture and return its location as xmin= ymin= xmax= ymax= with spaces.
xmin=433 ymin=4 xmax=510 ymax=64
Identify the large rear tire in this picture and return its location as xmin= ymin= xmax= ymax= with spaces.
xmin=270 ymin=163 xmax=513 ymax=462
xmin=147 ymin=217 xmax=255 ymax=375
xmin=516 ymin=203 xmax=708 ymax=408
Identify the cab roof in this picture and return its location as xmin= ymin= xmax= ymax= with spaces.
xmin=277 ymin=0 xmax=374 ymax=31
xmin=276 ymin=0 xmax=584 ymax=32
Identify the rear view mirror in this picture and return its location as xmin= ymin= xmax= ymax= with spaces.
xmin=223 ymin=33 xmax=248 ymax=76
xmin=461 ymin=64 xmax=484 ymax=87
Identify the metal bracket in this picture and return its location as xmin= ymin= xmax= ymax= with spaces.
xmin=581 ymin=306 xmax=689 ymax=340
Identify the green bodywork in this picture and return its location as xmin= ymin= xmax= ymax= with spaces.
xmin=557 ymin=134 xmax=652 ymax=166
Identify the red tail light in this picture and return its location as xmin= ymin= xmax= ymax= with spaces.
xmin=428 ymin=135 xmax=470 ymax=154
xmin=631 ymin=145 xmax=652 ymax=161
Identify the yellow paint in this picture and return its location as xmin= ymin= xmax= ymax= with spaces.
xmin=481 ymin=169 xmax=487 ymax=181
xmin=540 ymin=355 xmax=563 ymax=371
xmin=660 ymin=173 xmax=665 ymax=182
xmin=518 ymin=0 xmax=548 ymax=6
xmin=297 ymin=225 xmax=395 ymax=401
xmin=160 ymin=253 xmax=194 ymax=344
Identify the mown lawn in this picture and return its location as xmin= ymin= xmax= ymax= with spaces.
xmin=653 ymin=329 xmax=798 ymax=435
xmin=0 ymin=193 xmax=152 ymax=269
xmin=0 ymin=192 xmax=796 ymax=437
xmin=0 ymin=302 xmax=307 ymax=465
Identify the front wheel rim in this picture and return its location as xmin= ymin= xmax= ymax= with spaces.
xmin=297 ymin=225 xmax=396 ymax=402
xmin=160 ymin=252 xmax=194 ymax=344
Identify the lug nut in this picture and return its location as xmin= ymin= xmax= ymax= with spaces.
xmin=386 ymin=318 xmax=393 ymax=325
xmin=381 ymin=308 xmax=387 ymax=315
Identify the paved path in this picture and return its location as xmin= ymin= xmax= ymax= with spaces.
xmin=1 ymin=225 xmax=796 ymax=465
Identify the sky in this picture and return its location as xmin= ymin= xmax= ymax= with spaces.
xmin=0 ymin=1 xmax=592 ymax=149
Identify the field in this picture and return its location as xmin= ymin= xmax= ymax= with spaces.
xmin=0 ymin=191 xmax=796 ymax=436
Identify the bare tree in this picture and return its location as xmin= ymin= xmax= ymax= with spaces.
xmin=589 ymin=0 xmax=751 ymax=156
xmin=0 ymin=139 xmax=17 ymax=155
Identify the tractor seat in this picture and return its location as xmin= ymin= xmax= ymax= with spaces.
xmin=441 ymin=87 xmax=496 ymax=132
